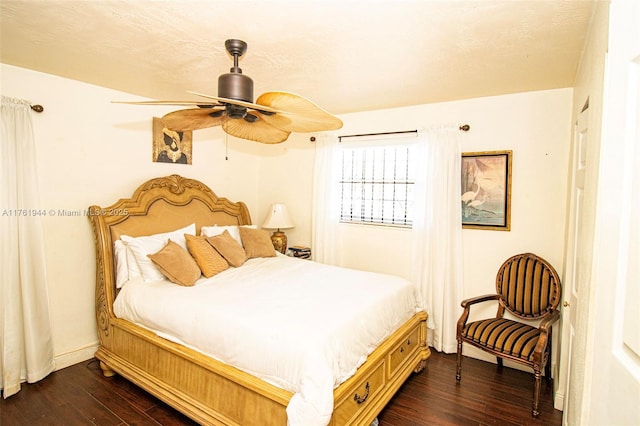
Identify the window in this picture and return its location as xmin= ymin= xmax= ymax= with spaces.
xmin=338 ymin=140 xmax=416 ymax=227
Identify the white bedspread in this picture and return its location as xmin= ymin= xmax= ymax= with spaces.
xmin=114 ymin=254 xmax=423 ymax=426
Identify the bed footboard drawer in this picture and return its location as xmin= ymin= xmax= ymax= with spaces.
xmin=387 ymin=325 xmax=421 ymax=378
xmin=333 ymin=361 xmax=385 ymax=426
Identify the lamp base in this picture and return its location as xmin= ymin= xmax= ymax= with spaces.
xmin=270 ymin=230 xmax=288 ymax=254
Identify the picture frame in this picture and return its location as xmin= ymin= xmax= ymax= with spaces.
xmin=152 ymin=117 xmax=192 ymax=164
xmin=461 ymin=150 xmax=512 ymax=230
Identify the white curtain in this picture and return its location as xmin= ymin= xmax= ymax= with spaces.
xmin=311 ymin=133 xmax=340 ymax=265
xmin=411 ymin=126 xmax=464 ymax=353
xmin=1 ymin=96 xmax=55 ymax=398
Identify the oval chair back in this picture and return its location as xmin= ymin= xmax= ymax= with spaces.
xmin=496 ymin=253 xmax=562 ymax=320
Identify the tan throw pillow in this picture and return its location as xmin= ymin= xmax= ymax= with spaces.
xmin=239 ymin=227 xmax=276 ymax=259
xmin=147 ymin=239 xmax=201 ymax=286
xmin=206 ymin=230 xmax=247 ymax=267
xmin=184 ymin=234 xmax=229 ymax=278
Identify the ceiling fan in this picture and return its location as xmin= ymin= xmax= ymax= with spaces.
xmin=115 ymin=39 xmax=343 ymax=144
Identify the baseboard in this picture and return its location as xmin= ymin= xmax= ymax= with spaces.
xmin=554 ymin=390 xmax=565 ymax=411
xmin=54 ymin=342 xmax=99 ymax=371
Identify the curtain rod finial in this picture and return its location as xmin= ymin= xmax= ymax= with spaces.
xmin=459 ymin=124 xmax=470 ymax=132
xmin=30 ymin=104 xmax=44 ymax=113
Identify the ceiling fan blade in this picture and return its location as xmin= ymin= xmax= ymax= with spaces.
xmin=222 ymin=118 xmax=290 ymax=144
xmin=162 ymin=108 xmax=226 ymax=131
xmin=255 ymin=92 xmax=343 ymax=133
xmin=188 ymin=91 xmax=281 ymax=114
xmin=112 ymin=100 xmax=219 ymax=107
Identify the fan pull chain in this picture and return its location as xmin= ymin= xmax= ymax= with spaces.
xmin=225 ymin=132 xmax=229 ymax=161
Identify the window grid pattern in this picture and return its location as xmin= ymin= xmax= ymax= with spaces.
xmin=339 ymin=144 xmax=415 ymax=227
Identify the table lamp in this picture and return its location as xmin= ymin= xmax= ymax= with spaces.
xmin=262 ymin=204 xmax=294 ymax=254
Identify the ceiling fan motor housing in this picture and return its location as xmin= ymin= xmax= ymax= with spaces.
xmin=218 ymin=72 xmax=253 ymax=104
xmin=218 ymin=39 xmax=253 ymax=107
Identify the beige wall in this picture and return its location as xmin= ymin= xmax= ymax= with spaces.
xmin=2 ymin=64 xmax=265 ymax=368
xmin=261 ymin=88 xmax=572 ymax=290
xmin=2 ymin=63 xmax=572 ymax=373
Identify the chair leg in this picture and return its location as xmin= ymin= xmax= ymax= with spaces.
xmin=532 ymin=364 xmax=542 ymax=417
xmin=545 ymin=345 xmax=552 ymax=384
xmin=497 ymin=357 xmax=503 ymax=368
xmin=456 ymin=340 xmax=462 ymax=381
xmin=545 ymin=328 xmax=553 ymax=383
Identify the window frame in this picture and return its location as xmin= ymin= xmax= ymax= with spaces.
xmin=336 ymin=134 xmax=417 ymax=228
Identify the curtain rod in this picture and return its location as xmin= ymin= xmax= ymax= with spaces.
xmin=308 ymin=124 xmax=469 ymax=142
xmin=336 ymin=124 xmax=470 ymax=142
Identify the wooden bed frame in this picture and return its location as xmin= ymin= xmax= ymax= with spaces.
xmin=88 ymin=174 xmax=430 ymax=426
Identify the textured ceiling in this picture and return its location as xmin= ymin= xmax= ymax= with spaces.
xmin=1 ymin=0 xmax=595 ymax=115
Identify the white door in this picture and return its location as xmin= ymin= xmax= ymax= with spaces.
xmin=557 ymin=105 xmax=589 ymax=422
xmin=584 ymin=0 xmax=640 ymax=423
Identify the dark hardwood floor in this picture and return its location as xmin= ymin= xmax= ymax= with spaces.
xmin=0 ymin=351 xmax=562 ymax=425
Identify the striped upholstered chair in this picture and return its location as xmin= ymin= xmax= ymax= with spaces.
xmin=455 ymin=253 xmax=562 ymax=417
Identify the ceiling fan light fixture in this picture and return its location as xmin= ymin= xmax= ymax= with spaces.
xmin=244 ymin=113 xmax=259 ymax=123
xmin=225 ymin=103 xmax=248 ymax=119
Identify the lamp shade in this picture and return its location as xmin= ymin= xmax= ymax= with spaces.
xmin=262 ymin=204 xmax=294 ymax=229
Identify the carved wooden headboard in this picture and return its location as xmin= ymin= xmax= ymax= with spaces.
xmin=87 ymin=174 xmax=252 ymax=342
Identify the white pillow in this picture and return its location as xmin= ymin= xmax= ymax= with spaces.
xmin=121 ymin=223 xmax=196 ymax=282
xmin=114 ymin=240 xmax=143 ymax=288
xmin=114 ymin=239 xmax=129 ymax=288
xmin=201 ymin=225 xmax=257 ymax=247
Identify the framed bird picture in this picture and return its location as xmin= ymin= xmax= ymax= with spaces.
xmin=461 ymin=150 xmax=512 ymax=230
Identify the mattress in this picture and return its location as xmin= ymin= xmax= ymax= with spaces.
xmin=114 ymin=254 xmax=423 ymax=426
